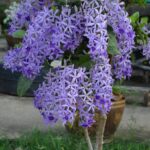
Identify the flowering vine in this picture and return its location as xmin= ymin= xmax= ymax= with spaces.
xmin=105 ymin=0 xmax=135 ymax=79
xmin=3 ymin=0 xmax=136 ymax=149
xmin=3 ymin=0 xmax=135 ymax=127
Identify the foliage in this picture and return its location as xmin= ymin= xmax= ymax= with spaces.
xmin=130 ymin=12 xmax=149 ymax=45
xmin=55 ymin=0 xmax=81 ymax=5
xmin=0 ymin=4 xmax=8 ymax=29
xmin=0 ymin=130 xmax=150 ymax=150
xmin=3 ymin=2 xmax=19 ymax=25
xmin=17 ymin=75 xmax=32 ymax=97
xmin=107 ymin=31 xmax=120 ymax=56
xmin=12 ymin=30 xmax=25 ymax=39
xmin=125 ymin=0 xmax=147 ymax=6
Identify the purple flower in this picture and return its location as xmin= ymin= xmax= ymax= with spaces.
xmin=91 ymin=57 xmax=113 ymax=114
xmin=9 ymin=0 xmax=51 ymax=33
xmin=5 ymin=7 xmax=61 ymax=79
xmin=112 ymin=55 xmax=132 ymax=79
xmin=142 ymin=39 xmax=150 ymax=61
xmin=4 ymin=6 xmax=84 ymax=79
xmin=34 ymin=66 xmax=94 ymax=126
xmin=82 ymin=0 xmax=108 ymax=61
xmin=3 ymin=48 xmax=22 ymax=72
xmin=104 ymin=0 xmax=135 ymax=79
xmin=81 ymin=0 xmax=113 ymax=116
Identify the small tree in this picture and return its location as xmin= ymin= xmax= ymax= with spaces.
xmin=3 ymin=0 xmax=149 ymax=149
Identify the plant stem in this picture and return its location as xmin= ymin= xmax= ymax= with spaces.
xmin=95 ymin=114 xmax=107 ymax=150
xmin=84 ymin=128 xmax=94 ymax=150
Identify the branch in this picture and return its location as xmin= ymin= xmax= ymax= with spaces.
xmin=84 ymin=128 xmax=94 ymax=150
xmin=95 ymin=114 xmax=107 ymax=150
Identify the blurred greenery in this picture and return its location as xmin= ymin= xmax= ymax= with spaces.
xmin=17 ymin=75 xmax=33 ymax=97
xmin=107 ymin=31 xmax=120 ymax=56
xmin=0 ymin=4 xmax=8 ymax=31
xmin=125 ymin=0 xmax=147 ymax=5
xmin=130 ymin=11 xmax=149 ymax=46
xmin=0 ymin=130 xmax=150 ymax=150
xmin=12 ymin=30 xmax=26 ymax=39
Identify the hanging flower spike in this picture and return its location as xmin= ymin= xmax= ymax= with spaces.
xmin=82 ymin=0 xmax=108 ymax=61
xmin=142 ymin=38 xmax=150 ymax=62
xmin=105 ymin=0 xmax=135 ymax=79
xmin=91 ymin=57 xmax=113 ymax=115
xmin=57 ymin=6 xmax=85 ymax=52
xmin=82 ymin=0 xmax=113 ymax=115
xmin=113 ymin=55 xmax=132 ymax=80
xmin=77 ymin=71 xmax=95 ymax=127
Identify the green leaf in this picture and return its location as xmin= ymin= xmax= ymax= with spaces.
xmin=66 ymin=122 xmax=73 ymax=129
xmin=113 ymin=86 xmax=121 ymax=95
xmin=129 ymin=12 xmax=139 ymax=24
xmin=14 ymin=43 xmax=22 ymax=48
xmin=17 ymin=75 xmax=33 ymax=97
xmin=141 ymin=17 xmax=148 ymax=24
xmin=107 ymin=31 xmax=120 ymax=56
xmin=140 ymin=17 xmax=149 ymax=28
xmin=12 ymin=30 xmax=25 ymax=38
xmin=72 ymin=54 xmax=93 ymax=69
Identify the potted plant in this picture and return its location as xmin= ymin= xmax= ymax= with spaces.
xmin=3 ymin=1 xmax=23 ymax=48
xmin=3 ymin=0 xmax=149 ymax=150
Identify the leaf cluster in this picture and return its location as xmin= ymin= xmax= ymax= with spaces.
xmin=125 ymin=0 xmax=147 ymax=6
xmin=130 ymin=11 xmax=149 ymax=45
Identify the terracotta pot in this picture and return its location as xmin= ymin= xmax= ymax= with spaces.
xmin=66 ymin=94 xmax=125 ymax=142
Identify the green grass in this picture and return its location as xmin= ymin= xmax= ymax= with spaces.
xmin=0 ymin=130 xmax=150 ymax=150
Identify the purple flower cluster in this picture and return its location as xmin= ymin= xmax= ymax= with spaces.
xmin=77 ymin=72 xmax=95 ymax=127
xmin=142 ymin=39 xmax=150 ymax=61
xmin=59 ymin=6 xmax=85 ymax=52
xmin=4 ymin=7 xmax=59 ymax=79
xmin=112 ymin=55 xmax=132 ymax=79
xmin=3 ymin=0 xmax=135 ymax=127
xmin=4 ymin=6 xmax=83 ymax=79
xmin=82 ymin=0 xmax=113 ymax=115
xmin=105 ymin=0 xmax=135 ymax=79
xmin=34 ymin=66 xmax=95 ymax=127
xmin=91 ymin=58 xmax=113 ymax=114
xmin=3 ymin=48 xmax=21 ymax=72
xmin=82 ymin=0 xmax=108 ymax=61
xmin=9 ymin=0 xmax=51 ymax=34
